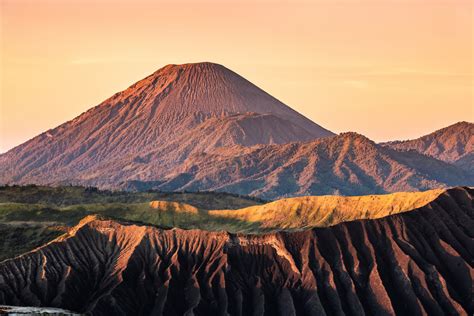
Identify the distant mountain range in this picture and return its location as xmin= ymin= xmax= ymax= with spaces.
xmin=0 ymin=62 xmax=472 ymax=198
xmin=138 ymin=131 xmax=470 ymax=198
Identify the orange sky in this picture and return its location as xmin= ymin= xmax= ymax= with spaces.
xmin=1 ymin=0 xmax=473 ymax=153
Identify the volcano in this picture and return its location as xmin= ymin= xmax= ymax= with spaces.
xmin=0 ymin=62 xmax=333 ymax=186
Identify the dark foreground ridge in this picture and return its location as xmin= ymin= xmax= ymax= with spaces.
xmin=0 ymin=187 xmax=472 ymax=315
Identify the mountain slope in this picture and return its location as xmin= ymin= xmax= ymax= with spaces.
xmin=0 ymin=62 xmax=333 ymax=185
xmin=383 ymin=121 xmax=473 ymax=172
xmin=0 ymin=187 xmax=472 ymax=315
xmin=129 ymin=132 xmax=473 ymax=199
xmin=209 ymin=188 xmax=445 ymax=229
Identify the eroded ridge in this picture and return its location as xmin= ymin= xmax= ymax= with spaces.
xmin=0 ymin=187 xmax=472 ymax=315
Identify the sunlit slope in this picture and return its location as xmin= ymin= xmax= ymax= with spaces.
xmin=208 ymin=189 xmax=446 ymax=228
xmin=0 ymin=187 xmax=451 ymax=233
xmin=147 ymin=188 xmax=447 ymax=229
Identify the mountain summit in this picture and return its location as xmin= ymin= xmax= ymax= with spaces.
xmin=125 ymin=62 xmax=332 ymax=135
xmin=0 ymin=62 xmax=333 ymax=186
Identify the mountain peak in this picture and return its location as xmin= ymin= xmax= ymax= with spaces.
xmin=112 ymin=61 xmax=334 ymax=136
xmin=336 ymin=132 xmax=375 ymax=144
xmin=437 ymin=121 xmax=472 ymax=133
xmin=0 ymin=62 xmax=333 ymax=186
xmin=153 ymin=61 xmax=228 ymax=76
xmin=166 ymin=61 xmax=225 ymax=68
xmin=338 ymin=131 xmax=370 ymax=139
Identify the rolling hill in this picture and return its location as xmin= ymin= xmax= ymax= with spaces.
xmin=0 ymin=185 xmax=469 ymax=260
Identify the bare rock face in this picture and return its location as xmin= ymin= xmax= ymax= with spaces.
xmin=0 ymin=187 xmax=472 ymax=315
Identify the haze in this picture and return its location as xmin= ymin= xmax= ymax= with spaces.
xmin=1 ymin=0 xmax=472 ymax=153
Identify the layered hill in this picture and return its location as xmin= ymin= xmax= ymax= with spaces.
xmin=383 ymin=121 xmax=473 ymax=173
xmin=0 ymin=62 xmax=333 ymax=186
xmin=130 ymin=132 xmax=473 ymax=199
xmin=0 ymin=187 xmax=472 ymax=315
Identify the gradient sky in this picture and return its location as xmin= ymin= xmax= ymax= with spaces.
xmin=1 ymin=0 xmax=473 ymax=153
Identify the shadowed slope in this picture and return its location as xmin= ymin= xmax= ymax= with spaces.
xmin=0 ymin=187 xmax=472 ymax=315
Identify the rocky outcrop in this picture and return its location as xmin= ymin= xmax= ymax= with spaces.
xmin=0 ymin=187 xmax=472 ymax=315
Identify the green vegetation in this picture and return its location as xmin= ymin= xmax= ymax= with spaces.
xmin=0 ymin=223 xmax=65 ymax=261
xmin=0 ymin=202 xmax=265 ymax=232
xmin=0 ymin=185 xmax=266 ymax=261
xmin=0 ymin=185 xmax=266 ymax=208
xmin=0 ymin=185 xmax=446 ymax=261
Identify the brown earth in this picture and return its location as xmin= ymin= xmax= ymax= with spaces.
xmin=0 ymin=187 xmax=472 ymax=315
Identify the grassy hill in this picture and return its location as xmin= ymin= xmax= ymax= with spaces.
xmin=0 ymin=185 xmax=458 ymax=261
xmin=0 ymin=185 xmax=265 ymax=260
xmin=0 ymin=185 xmax=265 ymax=208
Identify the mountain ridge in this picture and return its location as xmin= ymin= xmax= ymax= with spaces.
xmin=128 ymin=132 xmax=472 ymax=198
